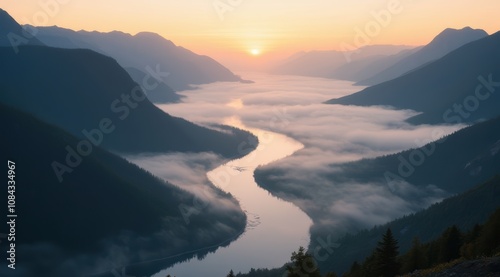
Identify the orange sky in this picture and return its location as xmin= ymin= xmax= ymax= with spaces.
xmin=2 ymin=0 xmax=499 ymax=70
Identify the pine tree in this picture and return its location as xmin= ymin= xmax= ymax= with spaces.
xmin=374 ymin=228 xmax=400 ymax=277
xmin=344 ymin=261 xmax=362 ymax=277
xmin=438 ymin=225 xmax=462 ymax=263
xmin=362 ymin=252 xmax=378 ymax=277
xmin=460 ymin=224 xmax=482 ymax=259
xmin=286 ymin=246 xmax=322 ymax=277
xmin=227 ymin=269 xmax=235 ymax=277
xmin=424 ymin=240 xmax=440 ymax=267
xmin=476 ymin=208 xmax=500 ymax=256
xmin=402 ymin=237 xmax=427 ymax=273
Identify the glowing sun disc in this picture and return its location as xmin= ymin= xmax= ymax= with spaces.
xmin=250 ymin=49 xmax=261 ymax=56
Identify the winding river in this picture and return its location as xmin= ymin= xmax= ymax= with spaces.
xmin=153 ymin=118 xmax=312 ymax=276
xmin=144 ymin=72 xmax=460 ymax=276
xmin=147 ymin=73 xmax=362 ymax=276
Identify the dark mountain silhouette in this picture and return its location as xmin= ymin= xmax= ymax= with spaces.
xmin=29 ymin=25 xmax=245 ymax=90
xmin=327 ymin=31 xmax=500 ymax=125
xmin=321 ymin=175 xmax=500 ymax=275
xmin=270 ymin=45 xmax=413 ymax=78
xmin=357 ymin=27 xmax=488 ymax=86
xmin=125 ymin=67 xmax=183 ymax=104
xmin=0 ymin=45 xmax=256 ymax=156
xmin=0 ymin=103 xmax=246 ymax=277
xmin=268 ymin=28 xmax=485 ymax=85
xmin=0 ymin=8 xmax=44 ymax=48
xmin=323 ymin=116 xmax=500 ymax=194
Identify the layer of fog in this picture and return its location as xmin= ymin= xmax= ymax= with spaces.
xmin=6 ymin=154 xmax=246 ymax=277
xmin=158 ymin=73 xmax=463 ymax=238
xmin=127 ymin=152 xmax=240 ymax=213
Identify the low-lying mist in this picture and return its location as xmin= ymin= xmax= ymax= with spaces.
xmin=160 ymin=73 xmax=463 ymax=239
xmin=127 ymin=152 xmax=242 ymax=214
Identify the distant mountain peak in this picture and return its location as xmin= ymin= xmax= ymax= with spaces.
xmin=15 ymin=23 xmax=243 ymax=90
xmin=0 ymin=9 xmax=16 ymax=29
xmin=355 ymin=27 xmax=488 ymax=86
xmin=135 ymin=31 xmax=166 ymax=39
xmin=441 ymin=26 xmax=480 ymax=33
xmin=330 ymin=31 xmax=500 ymax=124
xmin=430 ymin=27 xmax=488 ymax=45
xmin=0 ymin=8 xmax=44 ymax=48
xmin=102 ymin=29 xmax=130 ymax=36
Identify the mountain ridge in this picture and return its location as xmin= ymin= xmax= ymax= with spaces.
xmin=0 ymin=8 xmax=44 ymax=49
xmin=327 ymin=31 xmax=500 ymax=125
xmin=356 ymin=27 xmax=488 ymax=86
xmin=254 ymin=114 xmax=500 ymax=274
xmin=0 ymin=103 xmax=247 ymax=277
xmin=29 ymin=24 xmax=245 ymax=90
xmin=270 ymin=45 xmax=414 ymax=78
xmin=0 ymin=45 xmax=256 ymax=157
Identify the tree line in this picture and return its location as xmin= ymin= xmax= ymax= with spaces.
xmin=228 ymin=207 xmax=500 ymax=277
xmin=344 ymin=207 xmax=500 ymax=277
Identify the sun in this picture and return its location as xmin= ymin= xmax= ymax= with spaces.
xmin=250 ymin=49 xmax=261 ymax=56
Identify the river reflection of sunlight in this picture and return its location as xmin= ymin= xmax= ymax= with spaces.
xmin=156 ymin=120 xmax=311 ymax=277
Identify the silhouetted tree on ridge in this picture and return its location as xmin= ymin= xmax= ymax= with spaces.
xmin=374 ymin=228 xmax=400 ymax=277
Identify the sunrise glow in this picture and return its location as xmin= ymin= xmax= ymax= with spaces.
xmin=250 ymin=49 xmax=261 ymax=56
xmin=3 ymin=1 xmax=500 ymax=276
xmin=3 ymin=1 xmax=500 ymax=71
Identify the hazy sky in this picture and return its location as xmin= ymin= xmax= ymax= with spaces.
xmin=2 ymin=0 xmax=499 ymax=69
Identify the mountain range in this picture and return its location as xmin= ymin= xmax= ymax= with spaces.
xmin=327 ymin=31 xmax=500 ymax=125
xmin=329 ymin=46 xmax=420 ymax=82
xmin=0 ymin=103 xmax=246 ymax=277
xmin=356 ymin=27 xmax=488 ymax=86
xmin=245 ymin=25 xmax=500 ymax=277
xmin=0 ymin=45 xmax=255 ymax=156
xmin=0 ymin=8 xmax=44 ymax=49
xmin=272 ymin=27 xmax=488 ymax=88
xmin=29 ymin=24 xmax=246 ymax=91
xmin=270 ymin=45 xmax=413 ymax=78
